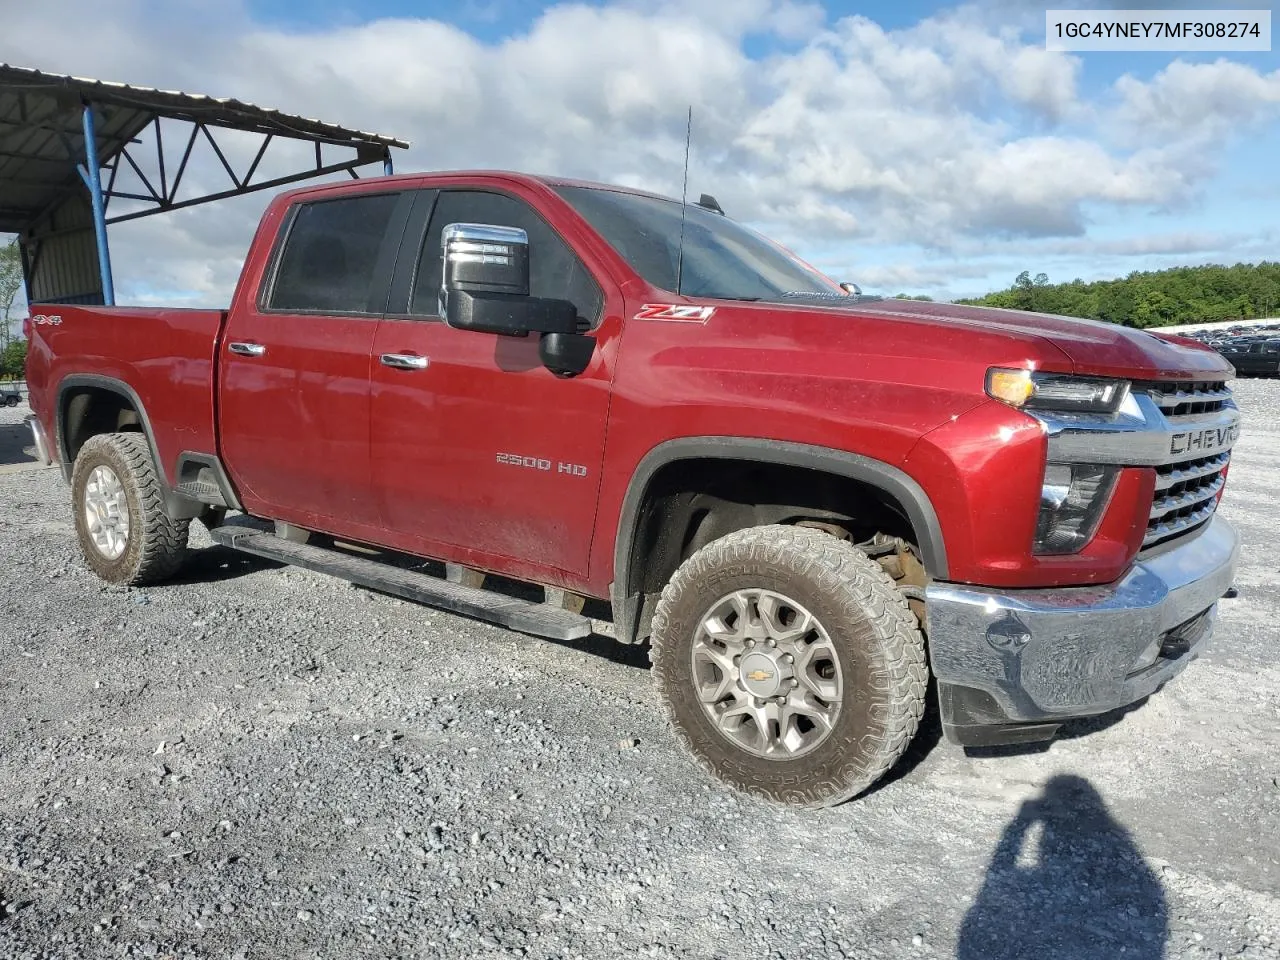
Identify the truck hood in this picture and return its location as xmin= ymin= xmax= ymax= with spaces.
xmin=861 ymin=298 xmax=1233 ymax=381
xmin=768 ymin=296 xmax=1231 ymax=381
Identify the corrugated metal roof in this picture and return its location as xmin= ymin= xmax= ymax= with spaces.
xmin=0 ymin=63 xmax=409 ymax=233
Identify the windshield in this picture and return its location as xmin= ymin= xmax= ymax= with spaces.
xmin=555 ymin=185 xmax=838 ymax=301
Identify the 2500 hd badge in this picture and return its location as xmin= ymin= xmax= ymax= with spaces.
xmin=495 ymin=452 xmax=589 ymax=477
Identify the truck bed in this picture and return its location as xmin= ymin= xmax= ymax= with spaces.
xmin=26 ymin=305 xmax=226 ymax=485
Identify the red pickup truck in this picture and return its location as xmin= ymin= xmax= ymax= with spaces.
xmin=24 ymin=170 xmax=1241 ymax=807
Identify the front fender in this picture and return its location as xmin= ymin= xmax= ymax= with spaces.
xmin=609 ymin=436 xmax=949 ymax=643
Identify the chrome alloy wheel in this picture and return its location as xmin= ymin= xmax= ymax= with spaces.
xmin=691 ymin=588 xmax=843 ymax=759
xmin=84 ymin=464 xmax=130 ymax=560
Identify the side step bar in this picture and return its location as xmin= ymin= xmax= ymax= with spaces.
xmin=209 ymin=525 xmax=592 ymax=642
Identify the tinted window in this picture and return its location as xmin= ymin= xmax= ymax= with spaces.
xmin=410 ymin=190 xmax=603 ymax=327
xmin=269 ymin=193 xmax=401 ymax=314
xmin=555 ymin=185 xmax=835 ymax=301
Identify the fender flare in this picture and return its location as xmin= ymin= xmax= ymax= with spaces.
xmin=55 ymin=374 xmax=240 ymax=518
xmin=609 ymin=437 xmax=949 ymax=640
xmin=55 ymin=375 xmax=163 ymax=485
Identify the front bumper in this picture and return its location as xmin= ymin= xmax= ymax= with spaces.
xmin=925 ymin=516 xmax=1239 ymax=746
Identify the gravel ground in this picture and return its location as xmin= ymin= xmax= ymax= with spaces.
xmin=1 ymin=384 xmax=1278 ymax=960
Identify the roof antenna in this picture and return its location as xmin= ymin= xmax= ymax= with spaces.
xmin=675 ymin=105 xmax=692 ymax=297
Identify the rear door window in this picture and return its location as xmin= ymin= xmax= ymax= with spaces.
xmin=268 ymin=193 xmax=403 ymax=314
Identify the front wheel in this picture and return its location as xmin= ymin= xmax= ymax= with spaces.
xmin=650 ymin=525 xmax=928 ymax=807
xmin=71 ymin=433 xmax=190 ymax=585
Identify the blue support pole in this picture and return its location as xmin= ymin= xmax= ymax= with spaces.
xmin=76 ymin=102 xmax=115 ymax=306
xmin=383 ymin=150 xmax=394 ymax=177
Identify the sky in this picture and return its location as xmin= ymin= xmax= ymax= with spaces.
xmin=2 ymin=0 xmax=1279 ymax=304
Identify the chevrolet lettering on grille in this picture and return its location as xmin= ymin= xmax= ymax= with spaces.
xmin=1169 ymin=422 xmax=1239 ymax=458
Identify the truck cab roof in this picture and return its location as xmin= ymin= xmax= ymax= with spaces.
xmin=276 ymin=169 xmax=680 ymax=207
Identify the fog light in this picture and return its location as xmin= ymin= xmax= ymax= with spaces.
xmin=1034 ymin=463 xmax=1118 ymax=555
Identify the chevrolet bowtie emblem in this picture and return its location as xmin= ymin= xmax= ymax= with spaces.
xmin=746 ymin=669 xmax=774 ymax=682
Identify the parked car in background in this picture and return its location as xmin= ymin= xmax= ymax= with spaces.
xmin=0 ymin=383 xmax=22 ymax=406
xmin=1219 ymin=338 xmax=1280 ymax=376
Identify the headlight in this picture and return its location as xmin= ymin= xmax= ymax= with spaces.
xmin=1035 ymin=463 xmax=1118 ymax=555
xmin=987 ymin=368 xmax=1128 ymax=414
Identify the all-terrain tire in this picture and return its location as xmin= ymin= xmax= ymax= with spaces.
xmin=71 ymin=432 xmax=189 ymax=585
xmin=650 ymin=524 xmax=928 ymax=808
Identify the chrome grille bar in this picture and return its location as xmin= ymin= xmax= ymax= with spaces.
xmin=1149 ymin=475 xmax=1224 ymax=520
xmin=1152 ymin=452 xmax=1231 ymax=493
xmin=1146 ymin=387 xmax=1231 ymax=408
xmin=1144 ymin=501 xmax=1218 ymax=548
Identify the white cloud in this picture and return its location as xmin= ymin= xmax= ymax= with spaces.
xmin=1 ymin=1 xmax=1277 ymax=305
xmin=1112 ymin=59 xmax=1280 ymax=146
xmin=638 ymin=0 xmax=827 ymax=41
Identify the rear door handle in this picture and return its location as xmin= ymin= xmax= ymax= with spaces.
xmin=228 ymin=342 xmax=266 ymax=357
xmin=380 ymin=353 xmax=429 ymax=370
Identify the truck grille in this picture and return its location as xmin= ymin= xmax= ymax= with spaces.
xmin=1140 ymin=381 xmax=1234 ymax=552
xmin=1141 ymin=380 xmax=1230 ymax=418
xmin=1146 ymin=451 xmax=1229 ymax=549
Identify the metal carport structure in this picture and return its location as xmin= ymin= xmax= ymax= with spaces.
xmin=0 ymin=63 xmax=409 ymax=306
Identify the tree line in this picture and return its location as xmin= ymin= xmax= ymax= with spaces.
xmin=1 ymin=237 xmax=25 ymax=379
xmin=951 ymin=262 xmax=1280 ymax=328
xmin=0 ymin=340 xmax=25 ymax=380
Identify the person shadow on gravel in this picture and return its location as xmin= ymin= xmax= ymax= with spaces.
xmin=958 ymin=774 xmax=1167 ymax=960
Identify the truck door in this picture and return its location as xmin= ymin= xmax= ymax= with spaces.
xmin=219 ymin=188 xmax=413 ymax=534
xmin=368 ymin=187 xmax=619 ymax=577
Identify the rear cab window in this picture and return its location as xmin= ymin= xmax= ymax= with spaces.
xmin=265 ymin=192 xmax=407 ymax=315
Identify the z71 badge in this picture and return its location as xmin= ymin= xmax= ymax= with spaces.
xmin=634 ymin=304 xmax=715 ymax=323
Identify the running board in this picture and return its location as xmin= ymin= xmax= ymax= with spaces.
xmin=209 ymin=525 xmax=592 ymax=642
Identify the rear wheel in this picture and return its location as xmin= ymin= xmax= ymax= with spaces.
xmin=71 ymin=433 xmax=189 ymax=585
xmin=650 ymin=524 xmax=928 ymax=807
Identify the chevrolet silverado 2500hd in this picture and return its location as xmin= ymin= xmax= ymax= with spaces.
xmin=24 ymin=170 xmax=1240 ymax=807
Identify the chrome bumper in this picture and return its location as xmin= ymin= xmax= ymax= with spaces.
xmin=926 ymin=516 xmax=1238 ymax=742
xmin=25 ymin=414 xmax=52 ymax=466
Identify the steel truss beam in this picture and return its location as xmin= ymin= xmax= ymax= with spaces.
xmin=97 ymin=114 xmax=394 ymax=225
xmin=17 ymin=93 xmax=400 ymax=308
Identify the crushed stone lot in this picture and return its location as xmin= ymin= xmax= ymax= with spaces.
xmin=1 ymin=385 xmax=1278 ymax=960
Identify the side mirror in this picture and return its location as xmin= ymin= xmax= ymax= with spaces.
xmin=839 ymin=281 xmax=862 ymax=296
xmin=441 ymin=223 xmax=578 ymax=337
xmin=539 ymin=333 xmax=597 ymax=378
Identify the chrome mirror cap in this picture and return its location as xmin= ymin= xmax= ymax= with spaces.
xmin=439 ymin=222 xmax=530 ymax=319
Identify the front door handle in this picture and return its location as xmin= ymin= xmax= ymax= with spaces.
xmin=228 ymin=342 xmax=267 ymax=357
xmin=380 ymin=353 xmax=429 ymax=371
